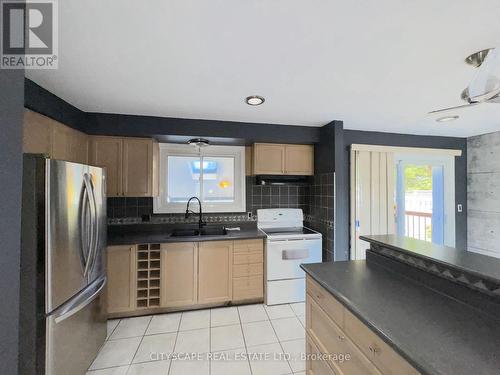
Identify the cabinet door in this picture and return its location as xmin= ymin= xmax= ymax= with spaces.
xmin=285 ymin=144 xmax=314 ymax=175
xmin=107 ymin=245 xmax=136 ymax=314
xmin=253 ymin=143 xmax=285 ymax=175
xmin=68 ymin=129 xmax=89 ymax=164
xmin=51 ymin=122 xmax=72 ymax=161
xmin=23 ymin=110 xmax=53 ymax=154
xmin=198 ymin=241 xmax=233 ymax=304
xmin=160 ymin=243 xmax=198 ymax=307
xmin=89 ymin=136 xmax=123 ymax=197
xmin=122 ymin=138 xmax=154 ymax=197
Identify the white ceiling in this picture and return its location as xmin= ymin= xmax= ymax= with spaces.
xmin=27 ymin=0 xmax=500 ymax=137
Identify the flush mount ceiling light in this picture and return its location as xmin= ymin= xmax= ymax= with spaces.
xmin=436 ymin=115 xmax=459 ymax=122
xmin=187 ymin=138 xmax=210 ymax=147
xmin=245 ymin=95 xmax=265 ymax=106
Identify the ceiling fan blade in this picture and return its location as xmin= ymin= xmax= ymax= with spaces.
xmin=428 ymin=102 xmax=480 ymax=114
xmin=467 ymin=48 xmax=500 ymax=102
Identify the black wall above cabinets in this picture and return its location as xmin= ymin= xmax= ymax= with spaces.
xmin=340 ymin=129 xmax=468 ymax=251
xmin=24 ymin=78 xmax=88 ymax=132
xmin=85 ymin=113 xmax=321 ymax=145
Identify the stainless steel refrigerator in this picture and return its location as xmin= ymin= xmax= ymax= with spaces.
xmin=20 ymin=155 xmax=107 ymax=375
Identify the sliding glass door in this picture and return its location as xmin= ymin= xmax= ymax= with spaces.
xmin=395 ymin=154 xmax=455 ymax=247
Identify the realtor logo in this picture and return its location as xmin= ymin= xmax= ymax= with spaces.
xmin=1 ymin=0 xmax=58 ymax=69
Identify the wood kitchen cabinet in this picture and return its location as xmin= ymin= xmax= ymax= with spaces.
xmin=89 ymin=136 xmax=159 ymax=197
xmin=252 ymin=143 xmax=314 ymax=175
xmin=23 ymin=109 xmax=88 ymax=164
xmin=88 ymin=136 xmax=123 ymax=196
xmin=107 ymin=245 xmax=137 ymax=314
xmin=232 ymin=239 xmax=264 ymax=301
xmin=306 ymin=276 xmax=420 ymax=375
xmin=253 ymin=143 xmax=285 ymax=174
xmin=160 ymin=242 xmax=198 ymax=308
xmin=198 ymin=241 xmax=233 ymax=304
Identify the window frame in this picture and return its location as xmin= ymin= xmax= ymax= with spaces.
xmin=153 ymin=143 xmax=246 ymax=213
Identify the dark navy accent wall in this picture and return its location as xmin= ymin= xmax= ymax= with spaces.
xmin=340 ymin=129 xmax=468 ymax=251
xmin=24 ymin=78 xmax=87 ymax=132
xmin=86 ymin=113 xmax=320 ymax=144
xmin=1 ymin=69 xmax=24 ymax=375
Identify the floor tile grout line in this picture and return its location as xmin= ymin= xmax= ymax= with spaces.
xmin=264 ymin=304 xmax=294 ymax=375
xmin=236 ymin=305 xmax=253 ymax=375
xmin=167 ymin=312 xmax=183 ymax=375
xmin=106 ymin=318 xmax=121 ymax=341
xmin=127 ymin=315 xmax=153 ymax=372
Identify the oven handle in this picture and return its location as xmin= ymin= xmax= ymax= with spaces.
xmin=282 ymin=249 xmax=310 ymax=260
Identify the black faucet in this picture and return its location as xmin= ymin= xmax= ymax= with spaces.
xmin=185 ymin=197 xmax=206 ymax=232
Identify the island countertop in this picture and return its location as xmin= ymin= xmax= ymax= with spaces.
xmin=301 ymin=259 xmax=500 ymax=375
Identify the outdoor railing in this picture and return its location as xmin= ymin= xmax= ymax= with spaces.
xmin=405 ymin=210 xmax=432 ymax=242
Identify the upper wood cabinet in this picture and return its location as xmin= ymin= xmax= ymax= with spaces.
xmin=253 ymin=143 xmax=285 ymax=175
xmin=198 ymin=241 xmax=233 ymax=304
xmin=89 ymin=136 xmax=159 ymax=197
xmin=107 ymin=245 xmax=137 ymax=314
xmin=252 ymin=143 xmax=314 ymax=175
xmin=89 ymin=137 xmax=123 ymax=197
xmin=160 ymin=242 xmax=198 ymax=308
xmin=23 ymin=109 xmax=88 ymax=164
xmin=285 ymin=144 xmax=314 ymax=175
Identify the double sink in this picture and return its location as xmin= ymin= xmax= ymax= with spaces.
xmin=170 ymin=226 xmax=228 ymax=237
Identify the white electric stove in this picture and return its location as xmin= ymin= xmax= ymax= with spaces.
xmin=257 ymin=208 xmax=322 ymax=305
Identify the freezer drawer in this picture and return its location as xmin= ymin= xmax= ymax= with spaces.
xmin=46 ymin=278 xmax=106 ymax=375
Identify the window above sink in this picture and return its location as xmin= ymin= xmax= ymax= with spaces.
xmin=154 ymin=143 xmax=246 ymax=214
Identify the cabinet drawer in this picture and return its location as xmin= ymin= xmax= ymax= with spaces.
xmin=233 ymin=251 xmax=263 ymax=265
xmin=233 ymin=239 xmax=264 ymax=253
xmin=306 ymin=335 xmax=338 ymax=375
xmin=307 ymin=276 xmax=344 ymax=327
xmin=233 ymin=263 xmax=263 ymax=277
xmin=233 ymin=275 xmax=263 ymax=300
xmin=344 ymin=309 xmax=420 ymax=375
xmin=307 ymin=297 xmax=381 ymax=375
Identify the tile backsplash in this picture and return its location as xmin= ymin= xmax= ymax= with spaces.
xmin=107 ymin=173 xmax=336 ymax=261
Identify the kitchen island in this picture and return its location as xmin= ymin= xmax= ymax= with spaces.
xmin=301 ymin=235 xmax=500 ymax=375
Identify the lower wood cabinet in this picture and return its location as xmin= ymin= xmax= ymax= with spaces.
xmin=198 ymin=241 xmax=233 ymax=304
xmin=106 ymin=239 xmax=264 ymax=316
xmin=107 ymin=245 xmax=137 ymax=314
xmin=160 ymin=242 xmax=198 ymax=308
xmin=306 ymin=276 xmax=420 ymax=375
xmin=306 ymin=335 xmax=337 ymax=375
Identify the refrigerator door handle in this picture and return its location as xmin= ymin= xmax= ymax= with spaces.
xmin=86 ymin=173 xmax=100 ymax=278
xmin=82 ymin=173 xmax=97 ymax=279
xmin=51 ymin=276 xmax=106 ymax=324
xmin=79 ymin=182 xmax=91 ymax=273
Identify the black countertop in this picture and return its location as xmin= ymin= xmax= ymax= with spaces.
xmin=361 ymin=234 xmax=500 ymax=284
xmin=301 ymin=260 xmax=500 ymax=375
xmin=107 ymin=223 xmax=266 ymax=246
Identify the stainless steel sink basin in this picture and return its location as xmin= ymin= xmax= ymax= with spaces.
xmin=170 ymin=227 xmax=227 ymax=237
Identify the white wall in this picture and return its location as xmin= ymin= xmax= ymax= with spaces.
xmin=467 ymin=131 xmax=500 ymax=258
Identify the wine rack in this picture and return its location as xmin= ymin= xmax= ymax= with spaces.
xmin=136 ymin=243 xmax=161 ymax=308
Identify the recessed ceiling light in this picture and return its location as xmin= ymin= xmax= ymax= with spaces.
xmin=436 ymin=115 xmax=459 ymax=122
xmin=246 ymin=95 xmax=265 ymax=106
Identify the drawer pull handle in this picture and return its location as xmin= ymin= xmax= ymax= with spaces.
xmin=316 ymin=292 xmax=324 ymax=299
xmin=338 ymin=335 xmax=345 ymax=341
xmin=369 ymin=345 xmax=380 ymax=355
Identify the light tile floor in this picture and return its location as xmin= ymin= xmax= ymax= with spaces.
xmin=88 ymin=303 xmax=306 ymax=375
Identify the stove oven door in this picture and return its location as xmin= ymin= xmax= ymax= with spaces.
xmin=266 ymin=238 xmax=322 ymax=280
xmin=266 ymin=238 xmax=322 ymax=305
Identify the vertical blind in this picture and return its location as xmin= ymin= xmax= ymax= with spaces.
xmin=350 ymin=149 xmax=395 ymax=260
